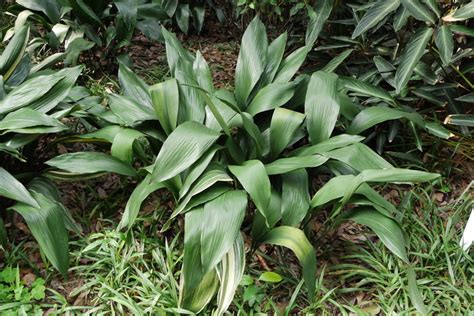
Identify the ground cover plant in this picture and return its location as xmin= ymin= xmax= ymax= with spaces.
xmin=0 ymin=24 xmax=84 ymax=277
xmin=42 ymin=17 xmax=445 ymax=313
xmin=0 ymin=0 xmax=472 ymax=314
xmin=306 ymin=0 xmax=474 ymax=151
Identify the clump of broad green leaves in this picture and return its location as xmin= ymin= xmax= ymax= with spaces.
xmin=306 ymin=0 xmax=473 ymax=150
xmin=4 ymin=0 xmax=214 ymax=67
xmin=46 ymin=17 xmax=439 ymax=313
xmin=0 ymin=25 xmax=83 ymax=276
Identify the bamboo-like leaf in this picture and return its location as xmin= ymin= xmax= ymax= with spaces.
xmin=235 ymin=17 xmax=268 ymax=108
xmin=269 ymin=108 xmax=305 ymax=158
xmin=10 ymin=191 xmax=69 ymax=275
xmin=305 ymin=0 xmax=333 ymax=47
xmin=0 ymin=167 xmax=38 ymax=207
xmin=240 ymin=112 xmax=265 ymax=157
xmin=229 ymin=160 xmax=272 ymax=226
xmin=393 ymin=5 xmax=411 ymax=32
xmin=425 ymin=122 xmax=454 ymax=139
xmin=246 ymin=83 xmax=295 ymax=116
xmin=455 ymin=93 xmax=474 ymax=103
xmin=263 ymin=226 xmax=316 ymax=300
xmin=281 ymin=169 xmax=310 ymax=227
xmin=401 ymin=0 xmax=436 ymax=24
xmin=215 ymin=234 xmax=245 ymax=316
xmin=444 ymin=114 xmax=474 ymax=127
xmin=322 ymin=49 xmax=353 ymax=73
xmin=394 ymin=27 xmax=433 ymax=94
xmin=343 ymin=207 xmax=409 ymax=262
xmin=162 ymin=27 xmax=194 ymax=74
xmin=352 ymin=0 xmax=400 ymax=39
xmin=305 ymin=71 xmax=339 ymax=144
xmin=45 ymin=152 xmax=138 ymax=177
xmin=151 ymin=121 xmax=220 ymax=182
xmin=346 ymin=106 xmax=424 ymax=135
xmin=340 ymin=76 xmax=394 ymax=103
xmin=443 ymin=1 xmax=474 ymax=22
xmin=435 ymin=26 xmax=454 ymax=66
xmin=150 ymin=78 xmax=180 ymax=135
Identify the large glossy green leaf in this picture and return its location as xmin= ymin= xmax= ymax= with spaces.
xmin=110 ymin=128 xmax=146 ymax=164
xmin=181 ymin=206 xmax=219 ymax=312
xmin=263 ymin=226 xmax=316 ymax=300
xmin=0 ymin=108 xmax=66 ymax=134
xmin=0 ymin=168 xmax=38 ymax=207
xmin=109 ymin=94 xmax=156 ymax=125
xmin=305 ymin=71 xmax=339 ymax=144
xmin=151 ymin=121 xmax=220 ymax=182
xmin=162 ymin=26 xmax=194 ymax=74
xmin=281 ymin=169 xmax=310 ymax=227
xmin=29 ymin=66 xmax=83 ymax=113
xmin=339 ymin=169 xmax=439 ymax=206
xmin=45 ymin=152 xmax=138 ymax=177
xmin=10 ymin=191 xmax=69 ymax=275
xmin=200 ymin=191 xmax=247 ymax=274
xmin=274 ymin=46 xmax=309 ymax=83
xmin=193 ymin=51 xmax=213 ymax=92
xmin=215 ymin=235 xmax=245 ymax=316
xmin=343 ymin=207 xmax=409 ymax=262
xmin=173 ymin=164 xmax=233 ymax=218
xmin=0 ymin=75 xmax=62 ymax=114
xmin=322 ymin=143 xmax=393 ymax=171
xmin=229 ymin=160 xmax=272 ymax=225
xmin=401 ymin=0 xmax=436 ymax=24
xmin=0 ymin=25 xmax=29 ymax=80
xmin=118 ymin=175 xmax=165 ymax=230
xmin=181 ymin=191 xmax=246 ymax=313
xmin=150 ymin=78 xmax=180 ymax=135
xmin=394 ymin=27 xmax=433 ymax=94
xmin=235 ymin=17 xmax=268 ymax=108
xmin=291 ymin=134 xmax=364 ymax=157
xmin=118 ymin=63 xmax=153 ymax=109
xmin=179 ymin=146 xmax=220 ymax=199
xmin=261 ymin=32 xmax=287 ymax=86
xmin=305 ymin=0 xmax=333 ymax=47
xmin=269 ymin=108 xmax=305 ymax=158
xmin=352 ymin=0 xmax=400 ymax=39
xmin=435 ymin=26 xmax=454 ymax=66
xmin=311 ymin=175 xmax=396 ymax=217
xmin=346 ymin=106 xmax=424 ymax=135
xmin=265 ymin=155 xmax=328 ymax=175
xmin=246 ymin=83 xmax=295 ymax=116
xmin=240 ymin=112 xmax=265 ymax=157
